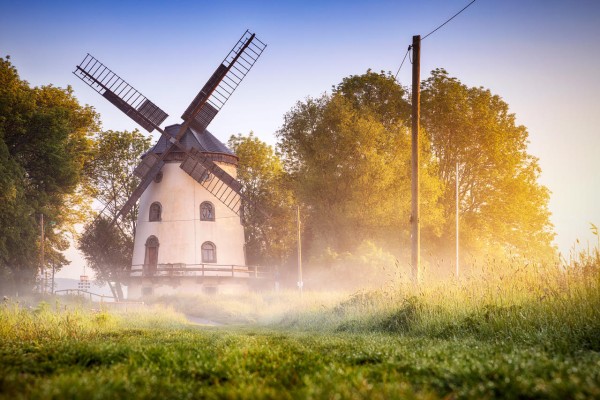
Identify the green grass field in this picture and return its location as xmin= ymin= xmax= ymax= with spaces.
xmin=1 ymin=255 xmax=599 ymax=399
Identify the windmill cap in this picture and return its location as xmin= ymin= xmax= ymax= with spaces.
xmin=147 ymin=124 xmax=237 ymax=158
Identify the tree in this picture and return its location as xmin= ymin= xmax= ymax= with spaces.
xmin=333 ymin=69 xmax=411 ymax=130
xmin=421 ymin=68 xmax=555 ymax=261
xmin=0 ymin=56 xmax=98 ymax=294
xmin=78 ymin=217 xmax=131 ymax=300
xmin=276 ymin=79 xmax=444 ymax=257
xmin=83 ymin=129 xmax=152 ymax=236
xmin=228 ymin=132 xmax=296 ymax=266
xmin=78 ymin=129 xmax=152 ymax=299
xmin=333 ymin=70 xmax=445 ymax=250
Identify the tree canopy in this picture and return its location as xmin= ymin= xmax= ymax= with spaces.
xmin=83 ymin=129 xmax=152 ymax=237
xmin=0 ymin=56 xmax=98 ymax=294
xmin=228 ymin=132 xmax=296 ymax=266
xmin=272 ymin=69 xmax=554 ymax=268
xmin=78 ymin=216 xmax=132 ymax=300
xmin=78 ymin=129 xmax=152 ymax=300
xmin=421 ymin=68 xmax=555 ymax=261
xmin=277 ymin=71 xmax=444 ymax=257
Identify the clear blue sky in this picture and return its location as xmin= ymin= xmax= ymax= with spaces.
xmin=1 ymin=0 xmax=599 ymax=278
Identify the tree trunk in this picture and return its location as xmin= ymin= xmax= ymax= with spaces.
xmin=107 ymin=281 xmax=118 ymax=299
xmin=114 ymin=281 xmax=124 ymax=302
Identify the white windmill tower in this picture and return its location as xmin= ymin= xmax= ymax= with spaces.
xmin=74 ymin=31 xmax=267 ymax=298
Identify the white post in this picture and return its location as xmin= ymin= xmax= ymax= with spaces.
xmin=456 ymin=162 xmax=460 ymax=279
xmin=297 ymin=205 xmax=303 ymax=295
xmin=40 ymin=213 xmax=45 ymax=294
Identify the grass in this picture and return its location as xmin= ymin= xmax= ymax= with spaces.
xmin=1 ymin=250 xmax=599 ymax=399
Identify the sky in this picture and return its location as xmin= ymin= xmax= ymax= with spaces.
xmin=1 ymin=0 xmax=599 ymax=279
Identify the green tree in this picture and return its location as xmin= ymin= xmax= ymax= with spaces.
xmin=333 ymin=70 xmax=445 ymax=251
xmin=78 ymin=217 xmax=131 ymax=300
xmin=277 ymin=82 xmax=443 ymax=257
xmin=83 ymin=129 xmax=152 ymax=236
xmin=78 ymin=129 xmax=152 ymax=299
xmin=229 ymin=132 xmax=296 ymax=266
xmin=421 ymin=68 xmax=555 ymax=262
xmin=0 ymin=56 xmax=98 ymax=294
xmin=334 ymin=70 xmax=411 ymax=130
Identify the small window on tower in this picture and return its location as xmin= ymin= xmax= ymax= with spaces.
xmin=201 ymin=242 xmax=216 ymax=263
xmin=149 ymin=202 xmax=162 ymax=222
xmin=200 ymin=201 xmax=215 ymax=221
xmin=154 ymin=171 xmax=163 ymax=183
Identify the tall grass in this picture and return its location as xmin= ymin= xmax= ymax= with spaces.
xmin=1 ymin=252 xmax=598 ymax=399
xmin=150 ymin=249 xmax=600 ymax=353
xmin=285 ymin=252 xmax=600 ymax=352
xmin=13 ymin=248 xmax=592 ymax=355
xmin=0 ymin=300 xmax=188 ymax=342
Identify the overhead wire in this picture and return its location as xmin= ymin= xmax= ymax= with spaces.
xmin=394 ymin=0 xmax=478 ymax=78
xmin=422 ymin=0 xmax=478 ymax=41
xmin=394 ymin=47 xmax=411 ymax=80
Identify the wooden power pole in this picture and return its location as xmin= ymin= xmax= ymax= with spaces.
xmin=411 ymin=35 xmax=421 ymax=283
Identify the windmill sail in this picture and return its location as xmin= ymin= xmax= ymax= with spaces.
xmin=119 ymin=159 xmax=165 ymax=218
xmin=180 ymin=148 xmax=243 ymax=214
xmin=74 ymin=31 xmax=268 ymax=226
xmin=73 ymin=54 xmax=168 ymax=132
xmin=181 ymin=30 xmax=267 ymax=132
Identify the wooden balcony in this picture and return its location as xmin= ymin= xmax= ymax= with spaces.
xmin=130 ymin=263 xmax=270 ymax=279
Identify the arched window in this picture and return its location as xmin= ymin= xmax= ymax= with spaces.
xmin=201 ymin=242 xmax=216 ymax=263
xmin=200 ymin=201 xmax=215 ymax=221
xmin=149 ymin=202 xmax=162 ymax=221
xmin=144 ymin=236 xmax=159 ymax=275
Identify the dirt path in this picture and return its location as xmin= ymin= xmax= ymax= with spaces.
xmin=185 ymin=315 xmax=223 ymax=327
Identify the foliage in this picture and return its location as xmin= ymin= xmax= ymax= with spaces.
xmin=277 ymin=71 xmax=443 ymax=258
xmin=83 ymin=129 xmax=152 ymax=237
xmin=0 ymin=56 xmax=98 ymax=294
xmin=77 ymin=217 xmax=132 ymax=301
xmin=228 ymin=132 xmax=296 ymax=266
xmin=77 ymin=129 xmax=151 ymax=300
xmin=275 ymin=68 xmax=555 ymax=267
xmin=421 ymin=68 xmax=556 ymax=262
xmin=333 ymin=69 xmax=410 ymax=129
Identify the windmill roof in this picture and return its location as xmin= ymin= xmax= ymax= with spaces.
xmin=149 ymin=124 xmax=236 ymax=156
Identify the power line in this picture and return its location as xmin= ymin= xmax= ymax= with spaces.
xmin=394 ymin=47 xmax=411 ymax=79
xmin=393 ymin=0 xmax=478 ymax=78
xmin=422 ymin=0 xmax=478 ymax=40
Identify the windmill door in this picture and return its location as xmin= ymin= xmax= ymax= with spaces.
xmin=144 ymin=236 xmax=159 ymax=276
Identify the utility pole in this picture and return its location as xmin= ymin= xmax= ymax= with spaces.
xmin=40 ymin=213 xmax=45 ymax=294
xmin=411 ymin=35 xmax=421 ymax=283
xmin=297 ymin=205 xmax=303 ymax=294
xmin=51 ymin=263 xmax=55 ymax=294
xmin=456 ymin=162 xmax=460 ymax=279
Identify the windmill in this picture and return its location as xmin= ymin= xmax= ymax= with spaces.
xmin=74 ymin=31 xmax=267 ymax=297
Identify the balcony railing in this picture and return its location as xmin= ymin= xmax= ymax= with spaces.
xmin=130 ymin=263 xmax=270 ymax=279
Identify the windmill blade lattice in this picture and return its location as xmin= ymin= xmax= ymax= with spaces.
xmin=181 ymin=30 xmax=267 ymax=132
xmin=73 ymin=54 xmax=168 ymax=133
xmin=181 ymin=148 xmax=243 ymax=214
xmin=116 ymin=158 xmax=165 ymax=222
xmin=74 ymin=31 xmax=268 ymax=226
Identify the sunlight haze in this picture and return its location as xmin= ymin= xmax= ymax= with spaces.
xmin=1 ymin=0 xmax=598 ymax=278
